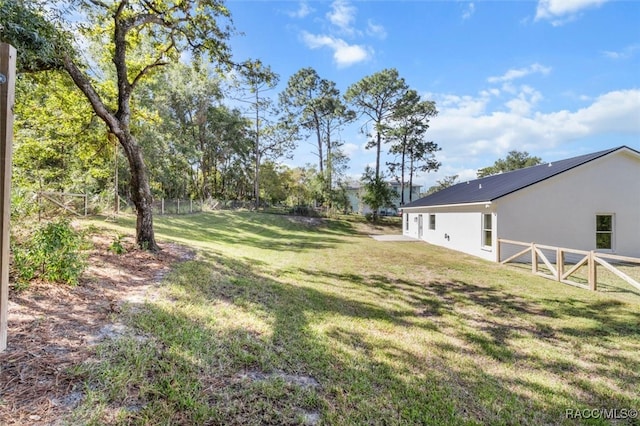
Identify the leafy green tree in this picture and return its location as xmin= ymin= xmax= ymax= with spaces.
xmin=0 ymin=0 xmax=68 ymax=73
xmin=477 ymin=151 xmax=542 ymax=178
xmin=206 ymin=106 xmax=254 ymax=200
xmin=360 ymin=166 xmax=395 ymax=220
xmin=259 ymin=161 xmax=295 ymax=205
xmin=426 ymin=175 xmax=459 ymax=195
xmin=141 ymin=63 xmax=224 ymax=200
xmin=386 ymin=89 xmax=440 ymax=205
xmin=345 ymin=68 xmax=408 ymax=183
xmin=235 ymin=61 xmax=296 ymax=208
xmin=2 ymin=0 xmax=235 ymax=250
xmin=279 ymin=67 xmax=354 ymax=203
xmin=12 ymin=71 xmax=111 ymax=196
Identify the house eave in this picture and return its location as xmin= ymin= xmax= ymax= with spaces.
xmin=401 ymin=201 xmax=493 ymax=210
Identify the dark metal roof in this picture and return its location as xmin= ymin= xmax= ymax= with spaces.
xmin=403 ymin=146 xmax=639 ymax=208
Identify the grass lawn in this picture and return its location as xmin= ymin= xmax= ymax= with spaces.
xmin=72 ymin=211 xmax=640 ymax=425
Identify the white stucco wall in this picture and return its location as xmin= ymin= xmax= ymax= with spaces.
xmin=403 ymin=205 xmax=497 ymax=261
xmin=496 ymin=150 xmax=640 ymax=257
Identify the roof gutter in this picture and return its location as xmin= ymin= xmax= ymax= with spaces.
xmin=401 ymin=201 xmax=493 ymax=210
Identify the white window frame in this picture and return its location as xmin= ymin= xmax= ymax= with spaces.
xmin=405 ymin=213 xmax=409 ymax=231
xmin=429 ymin=214 xmax=436 ymax=230
xmin=595 ymin=213 xmax=615 ymax=251
xmin=482 ymin=213 xmax=493 ymax=249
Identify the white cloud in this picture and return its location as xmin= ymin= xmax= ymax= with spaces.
xmin=428 ymin=89 xmax=640 ymax=160
xmin=301 ymin=31 xmax=371 ymax=67
xmin=535 ymin=0 xmax=610 ymax=25
xmin=327 ymin=0 xmax=357 ymax=34
xmin=342 ymin=143 xmax=360 ymax=158
xmin=462 ymin=3 xmax=475 ymax=20
xmin=602 ymin=44 xmax=640 ymax=60
xmin=435 ymin=93 xmax=491 ymax=117
xmin=287 ymin=1 xmax=314 ymax=19
xmin=366 ymin=19 xmax=387 ymax=39
xmin=487 ymin=63 xmax=551 ymax=84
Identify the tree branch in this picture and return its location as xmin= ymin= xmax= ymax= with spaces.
xmin=61 ymin=54 xmax=120 ymax=136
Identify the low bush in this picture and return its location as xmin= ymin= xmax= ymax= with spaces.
xmin=11 ymin=218 xmax=87 ymax=288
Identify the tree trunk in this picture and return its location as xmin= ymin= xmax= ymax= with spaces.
xmin=409 ymin=155 xmax=415 ymax=203
xmin=119 ymin=133 xmax=159 ymax=251
xmin=326 ymin=127 xmax=332 ymax=208
xmin=62 ymin=55 xmax=159 ymax=251
xmin=253 ymin=90 xmax=260 ymax=210
xmin=375 ymin=130 xmax=381 ymax=180
xmin=400 ymin=140 xmax=406 ymax=206
xmin=314 ymin=113 xmax=323 ymax=174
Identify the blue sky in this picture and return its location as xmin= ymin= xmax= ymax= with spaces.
xmin=226 ymin=0 xmax=640 ymax=189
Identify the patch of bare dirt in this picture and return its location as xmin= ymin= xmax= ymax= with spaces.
xmin=0 ymin=235 xmax=194 ymax=425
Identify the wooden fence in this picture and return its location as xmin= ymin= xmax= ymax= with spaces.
xmin=38 ymin=191 xmax=88 ymax=217
xmin=497 ymin=239 xmax=640 ymax=292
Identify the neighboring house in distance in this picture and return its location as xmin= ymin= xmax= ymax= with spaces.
xmin=347 ymin=182 xmax=422 ymax=215
xmin=401 ymin=146 xmax=640 ymax=261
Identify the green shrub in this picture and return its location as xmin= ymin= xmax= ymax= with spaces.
xmin=108 ymin=234 xmax=126 ymax=255
xmin=11 ymin=218 xmax=87 ymax=288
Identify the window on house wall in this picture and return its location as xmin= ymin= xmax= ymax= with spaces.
xmin=596 ymin=214 xmax=613 ymax=250
xmin=429 ymin=214 xmax=436 ymax=230
xmin=482 ymin=213 xmax=492 ymax=248
xmin=405 ymin=213 xmax=409 ymax=230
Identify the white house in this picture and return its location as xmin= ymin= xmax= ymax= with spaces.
xmin=347 ymin=182 xmax=421 ymax=215
xmin=401 ymin=146 xmax=640 ymax=261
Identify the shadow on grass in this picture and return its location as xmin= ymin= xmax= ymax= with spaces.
xmin=107 ymin=211 xmax=357 ymax=253
xmin=76 ymin=224 xmax=640 ymax=424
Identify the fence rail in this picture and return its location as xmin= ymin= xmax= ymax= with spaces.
xmin=497 ymin=238 xmax=640 ymax=292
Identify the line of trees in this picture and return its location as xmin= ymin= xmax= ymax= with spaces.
xmin=1 ymin=0 xmax=442 ymax=247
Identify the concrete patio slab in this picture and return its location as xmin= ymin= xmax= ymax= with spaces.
xmin=369 ymin=235 xmax=419 ymax=242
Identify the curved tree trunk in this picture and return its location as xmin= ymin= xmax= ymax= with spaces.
xmin=62 ymin=55 xmax=159 ymax=251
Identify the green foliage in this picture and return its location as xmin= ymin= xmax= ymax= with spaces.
xmin=11 ymin=219 xmax=86 ymax=287
xmin=426 ymin=175 xmax=460 ymax=195
xmin=386 ymin=89 xmax=440 ymax=203
xmin=259 ymin=161 xmax=293 ymax=205
xmin=108 ymin=234 xmax=126 ymax=255
xmin=10 ymin=188 xmax=38 ymax=219
xmin=279 ymin=67 xmax=355 ymax=203
xmin=330 ymin=183 xmax=351 ymax=214
xmin=0 ymin=0 xmax=70 ymax=72
xmin=477 ymin=151 xmax=543 ymax=178
xmin=12 ymin=72 xmax=111 ymax=194
xmin=345 ymin=68 xmax=409 ymax=180
xmin=360 ymin=167 xmax=395 ymax=220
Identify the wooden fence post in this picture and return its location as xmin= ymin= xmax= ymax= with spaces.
xmin=1 ymin=43 xmax=16 ymax=352
xmin=556 ymin=248 xmax=564 ymax=282
xmin=588 ymin=251 xmax=597 ymax=291
xmin=531 ymin=243 xmax=538 ymax=274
